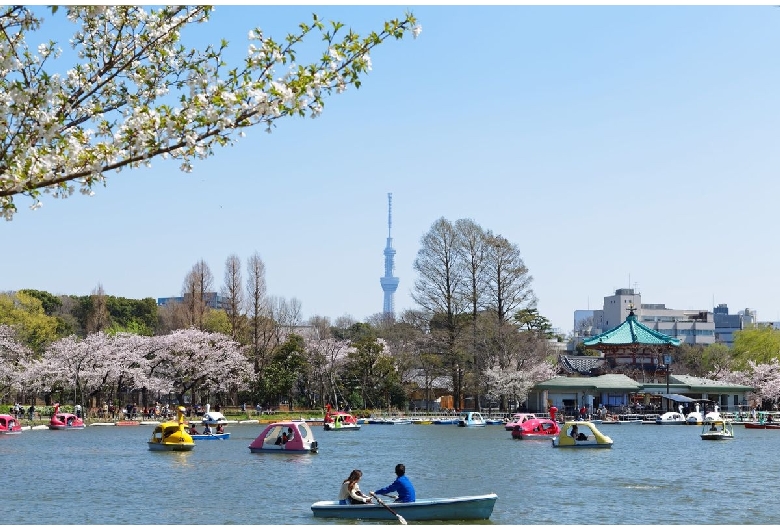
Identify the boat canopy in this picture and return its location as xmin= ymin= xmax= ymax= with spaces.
xmin=658 ymin=393 xmax=697 ymax=403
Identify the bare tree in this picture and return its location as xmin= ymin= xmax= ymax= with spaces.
xmin=484 ymin=234 xmax=535 ymax=325
xmin=412 ymin=217 xmax=469 ymax=410
xmin=182 ymin=259 xmax=214 ymax=330
xmin=246 ymin=252 xmax=271 ymax=371
xmin=455 ymin=218 xmax=489 ymax=409
xmin=156 ymin=300 xmax=189 ymax=334
xmin=334 ymin=314 xmax=357 ymax=331
xmin=307 ymin=315 xmax=333 ymax=341
xmin=221 ymin=254 xmax=243 ymax=340
xmin=86 ymin=283 xmax=110 ymax=334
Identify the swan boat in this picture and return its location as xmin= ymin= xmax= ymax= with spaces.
xmin=311 ymin=493 xmax=498 ymax=521
xmin=147 ymin=406 xmax=195 ymax=451
xmin=700 ymin=419 xmax=734 ymax=440
xmin=248 ymin=420 xmax=318 ymax=454
xmin=190 ymin=404 xmax=230 ymax=439
xmin=655 ymin=411 xmax=687 ymax=425
xmin=48 ymin=403 xmax=85 ymax=430
xmin=553 ymin=420 xmax=614 ymax=448
xmin=0 ymin=414 xmax=22 ymax=434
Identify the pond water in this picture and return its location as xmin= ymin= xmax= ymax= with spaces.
xmin=2 ymin=420 xmax=777 ymax=525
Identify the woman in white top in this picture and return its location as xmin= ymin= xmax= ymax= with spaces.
xmin=338 ymin=469 xmax=372 ymax=505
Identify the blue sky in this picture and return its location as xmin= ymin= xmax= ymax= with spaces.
xmin=3 ymin=5 xmax=780 ymax=334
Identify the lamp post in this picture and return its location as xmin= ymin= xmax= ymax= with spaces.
xmin=664 ymin=354 xmax=672 ymax=411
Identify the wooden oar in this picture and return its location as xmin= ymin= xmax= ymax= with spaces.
xmin=370 ymin=492 xmax=407 ymax=525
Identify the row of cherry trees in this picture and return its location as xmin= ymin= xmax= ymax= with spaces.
xmin=0 ymin=322 xmax=419 ymax=411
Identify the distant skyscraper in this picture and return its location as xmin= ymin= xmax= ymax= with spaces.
xmin=380 ymin=193 xmax=399 ymax=315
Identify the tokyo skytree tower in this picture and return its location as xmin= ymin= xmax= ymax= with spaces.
xmin=380 ymin=193 xmax=399 ymax=315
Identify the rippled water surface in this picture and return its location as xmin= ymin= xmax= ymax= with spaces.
xmin=2 ymin=421 xmax=778 ymax=525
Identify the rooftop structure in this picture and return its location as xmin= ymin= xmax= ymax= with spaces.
xmin=574 ymin=287 xmax=716 ymax=346
xmin=583 ymin=306 xmax=680 ymax=372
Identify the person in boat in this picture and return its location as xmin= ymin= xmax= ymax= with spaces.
xmin=372 ymin=463 xmax=416 ymax=503
xmin=285 ymin=427 xmax=294 ymax=441
xmin=216 ymin=424 xmax=224 ymax=434
xmin=203 ymin=424 xmax=212 ymax=435
xmin=334 ymin=415 xmax=342 ymax=429
xmin=189 ymin=425 xmax=199 ymax=435
xmin=570 ymin=425 xmax=587 ymax=441
xmin=338 ymin=469 xmax=372 ymax=505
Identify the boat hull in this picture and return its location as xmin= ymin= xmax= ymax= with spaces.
xmin=48 ymin=425 xmax=85 ymax=430
xmin=553 ymin=420 xmax=614 ymax=448
xmin=311 ymin=494 xmax=498 ymax=521
xmin=191 ymin=433 xmax=230 ymax=440
xmin=147 ymin=442 xmax=195 ymax=451
xmin=248 ymin=420 xmax=318 ymax=454
xmin=700 ymin=433 xmax=733 ymax=440
xmin=249 ymin=446 xmax=315 ymax=454
xmin=515 ymin=433 xmax=557 ymax=440
xmin=744 ymin=423 xmax=780 ymax=429
xmin=323 ymin=423 xmax=360 ymax=431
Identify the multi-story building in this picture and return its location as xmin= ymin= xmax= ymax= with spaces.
xmin=574 ymin=288 xmax=716 ymax=346
xmin=157 ymin=292 xmax=227 ymax=311
xmin=713 ymin=304 xmax=755 ymax=347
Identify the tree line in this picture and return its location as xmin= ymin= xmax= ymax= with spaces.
xmin=0 ymin=218 xmax=562 ymax=412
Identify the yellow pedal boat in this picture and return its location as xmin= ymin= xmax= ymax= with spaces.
xmin=147 ymin=406 xmax=195 ymax=451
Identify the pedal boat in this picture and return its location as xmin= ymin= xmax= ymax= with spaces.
xmin=700 ymin=419 xmax=735 ymax=440
xmin=0 ymin=414 xmax=22 ymax=434
xmin=457 ymin=411 xmax=486 ymax=427
xmin=190 ymin=404 xmax=230 ymax=439
xmin=48 ymin=403 xmax=85 ymax=430
xmin=552 ymin=420 xmax=613 ymax=448
xmin=655 ymin=411 xmax=687 ymax=425
xmin=147 ymin=406 xmax=195 ymax=451
xmin=512 ymin=417 xmax=560 ymax=440
xmin=504 ymin=412 xmax=537 ymax=431
xmin=323 ymin=408 xmax=361 ymax=431
xmin=248 ymin=420 xmax=318 ymax=454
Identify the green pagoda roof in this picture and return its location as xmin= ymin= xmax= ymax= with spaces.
xmin=582 ymin=310 xmax=681 ymax=348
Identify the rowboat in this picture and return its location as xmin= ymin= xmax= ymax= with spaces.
xmin=743 ymin=411 xmax=780 ymax=429
xmin=311 ymin=493 xmax=498 ymax=521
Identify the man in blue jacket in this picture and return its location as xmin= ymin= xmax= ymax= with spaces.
xmin=371 ymin=463 xmax=416 ymax=502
